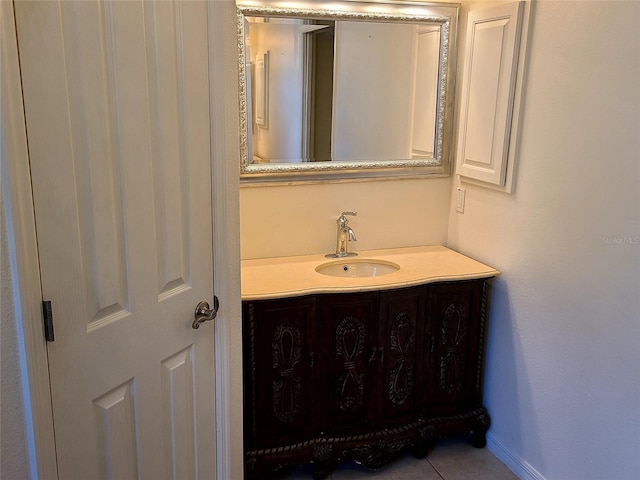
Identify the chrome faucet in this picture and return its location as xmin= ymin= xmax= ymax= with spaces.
xmin=326 ymin=211 xmax=358 ymax=258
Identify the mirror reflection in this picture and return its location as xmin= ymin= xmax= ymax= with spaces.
xmin=237 ymin=1 xmax=459 ymax=182
xmin=245 ymin=17 xmax=441 ymax=164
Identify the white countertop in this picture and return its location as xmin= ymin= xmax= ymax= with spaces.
xmin=241 ymin=245 xmax=499 ymax=300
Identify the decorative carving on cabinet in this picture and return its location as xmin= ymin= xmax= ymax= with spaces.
xmin=439 ymin=302 xmax=468 ymax=394
xmin=477 ymin=412 xmax=491 ymax=429
xmin=272 ymin=323 xmax=303 ymax=423
xmin=245 ymin=303 xmax=259 ymax=441
xmin=476 ymin=280 xmax=489 ymax=395
xmin=349 ymin=439 xmax=407 ymax=470
xmin=388 ymin=311 xmax=416 ymax=406
xmin=419 ymin=425 xmax=437 ymax=442
xmin=313 ymin=443 xmax=334 ymax=462
xmin=335 ymin=316 xmax=366 ymax=412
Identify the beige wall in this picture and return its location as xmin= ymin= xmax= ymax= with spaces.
xmin=249 ymin=21 xmax=304 ymax=161
xmin=448 ymin=1 xmax=640 ymax=479
xmin=1 ymin=194 xmax=32 ymax=480
xmin=333 ymin=21 xmax=415 ymax=160
xmin=240 ymin=177 xmax=452 ymax=259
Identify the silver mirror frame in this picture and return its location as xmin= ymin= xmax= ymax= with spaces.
xmin=237 ymin=0 xmax=459 ymax=184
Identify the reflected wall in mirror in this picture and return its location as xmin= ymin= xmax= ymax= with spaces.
xmin=238 ymin=1 xmax=459 ymax=183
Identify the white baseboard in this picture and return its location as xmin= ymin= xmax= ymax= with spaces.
xmin=487 ymin=433 xmax=547 ymax=480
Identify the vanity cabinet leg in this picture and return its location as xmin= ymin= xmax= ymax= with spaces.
xmin=413 ymin=425 xmax=436 ymax=458
xmin=411 ymin=440 xmax=431 ymax=459
xmin=312 ymin=461 xmax=336 ymax=480
xmin=471 ymin=410 xmax=491 ymax=448
xmin=471 ymin=428 xmax=487 ymax=448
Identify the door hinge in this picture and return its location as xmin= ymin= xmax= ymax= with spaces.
xmin=42 ymin=300 xmax=55 ymax=342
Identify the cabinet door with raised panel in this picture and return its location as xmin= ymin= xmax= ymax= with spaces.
xmin=426 ymin=280 xmax=485 ymax=414
xmin=243 ymin=297 xmax=319 ymax=449
xmin=321 ymin=292 xmax=378 ymax=433
xmin=376 ymin=287 xmax=427 ymax=427
xmin=456 ymin=1 xmax=525 ymax=190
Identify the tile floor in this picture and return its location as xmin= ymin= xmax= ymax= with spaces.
xmin=268 ymin=436 xmax=519 ymax=480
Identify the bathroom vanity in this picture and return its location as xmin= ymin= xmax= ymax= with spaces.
xmin=241 ymin=246 xmax=499 ymax=479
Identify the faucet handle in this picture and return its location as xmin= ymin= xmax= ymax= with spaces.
xmin=337 ymin=211 xmax=357 ymax=227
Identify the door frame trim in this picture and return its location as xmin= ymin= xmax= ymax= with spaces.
xmin=2 ymin=1 xmax=58 ymax=477
xmin=208 ymin=1 xmax=245 ymax=479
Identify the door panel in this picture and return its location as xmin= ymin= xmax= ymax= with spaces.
xmin=14 ymin=1 xmax=215 ymax=478
xmin=426 ymin=281 xmax=483 ymax=413
xmin=243 ymin=298 xmax=319 ymax=449
xmin=377 ymin=287 xmax=427 ymax=427
xmin=161 ymin=347 xmax=197 ymax=479
xmin=321 ymin=293 xmax=378 ymax=433
xmin=94 ymin=381 xmax=138 ymax=479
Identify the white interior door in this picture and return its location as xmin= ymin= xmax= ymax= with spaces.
xmin=14 ymin=1 xmax=216 ymax=478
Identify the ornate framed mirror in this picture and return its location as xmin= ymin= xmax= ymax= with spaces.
xmin=237 ymin=0 xmax=459 ymax=183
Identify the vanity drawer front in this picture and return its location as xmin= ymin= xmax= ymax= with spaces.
xmin=243 ymin=297 xmax=321 ymax=449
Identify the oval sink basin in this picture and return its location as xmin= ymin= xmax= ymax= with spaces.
xmin=315 ymin=259 xmax=400 ymax=278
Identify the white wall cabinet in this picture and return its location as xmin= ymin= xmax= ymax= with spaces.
xmin=456 ymin=1 xmax=528 ymax=192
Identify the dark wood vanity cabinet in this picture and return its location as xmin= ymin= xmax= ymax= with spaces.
xmin=242 ymin=279 xmax=492 ymax=479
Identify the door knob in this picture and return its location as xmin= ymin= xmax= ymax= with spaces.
xmin=192 ymin=297 xmax=219 ymax=329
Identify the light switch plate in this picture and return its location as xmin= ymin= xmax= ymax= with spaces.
xmin=456 ymin=187 xmax=466 ymax=213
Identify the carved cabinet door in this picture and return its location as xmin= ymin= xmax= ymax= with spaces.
xmin=243 ymin=297 xmax=320 ymax=449
xmin=376 ymin=287 xmax=427 ymax=427
xmin=321 ymin=293 xmax=378 ymax=433
xmin=426 ymin=280 xmax=485 ymax=413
